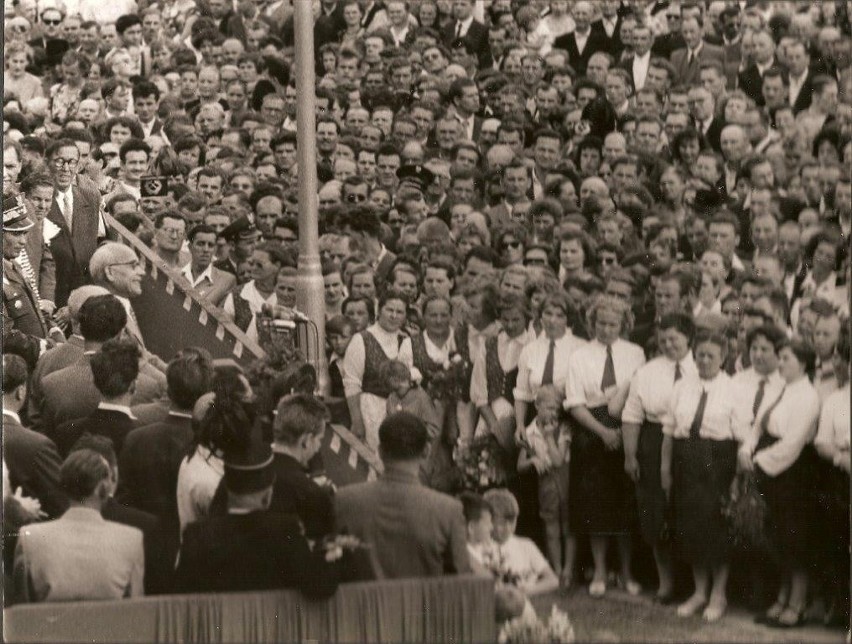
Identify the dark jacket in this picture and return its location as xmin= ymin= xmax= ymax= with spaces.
xmin=442 ymin=19 xmax=491 ymax=70
xmin=101 ymin=498 xmax=168 ymax=595
xmin=53 ymin=407 xmax=137 ymax=458
xmin=175 ymin=511 xmax=339 ymax=598
xmin=553 ymin=29 xmax=609 ymax=77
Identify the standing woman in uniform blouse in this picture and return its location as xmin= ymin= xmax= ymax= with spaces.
xmin=814 ymin=327 xmax=850 ymax=627
xmin=739 ymin=339 xmax=821 ymax=628
xmin=661 ymin=330 xmax=746 ymax=622
xmin=622 ymin=312 xmax=697 ymax=603
xmin=343 ymin=289 xmax=414 ymax=451
xmin=565 ymin=295 xmax=645 ymax=597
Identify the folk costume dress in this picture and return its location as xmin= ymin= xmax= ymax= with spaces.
xmin=622 ymin=353 xmax=696 ymax=546
xmin=342 ymin=323 xmax=413 ymax=451
xmin=565 ymin=338 xmax=645 ymax=535
xmin=662 ymin=372 xmax=746 ymax=567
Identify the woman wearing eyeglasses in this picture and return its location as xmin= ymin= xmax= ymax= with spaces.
xmin=498 ymin=225 xmax=526 ymax=267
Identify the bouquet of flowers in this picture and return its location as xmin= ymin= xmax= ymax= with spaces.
xmin=453 ymin=434 xmax=508 ymax=492
xmin=498 ymin=606 xmax=576 ymax=643
xmin=480 ymin=546 xmax=522 ymax=587
xmin=423 ymin=352 xmax=471 ymax=401
xmin=722 ymin=469 xmax=770 ymax=551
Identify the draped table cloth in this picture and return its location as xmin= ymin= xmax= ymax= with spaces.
xmin=5 ymin=575 xmax=496 ymax=643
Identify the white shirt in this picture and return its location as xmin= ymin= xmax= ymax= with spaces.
xmin=662 ymin=372 xmax=748 ymax=441
xmin=598 ymin=16 xmax=617 ymax=38
xmin=453 ymin=15 xmax=474 ymax=38
xmin=815 ymin=383 xmax=851 ymax=462
xmin=745 ymin=376 xmax=820 ymax=477
xmin=390 ymin=24 xmax=409 ymax=47
xmin=422 ymin=329 xmax=457 ymax=365
xmin=564 ymin=339 xmax=645 ymax=410
xmin=470 ymin=331 xmax=528 ymax=407
xmin=730 ymin=367 xmax=784 ymax=428
xmin=176 ymin=445 xmax=223 ymax=534
xmin=341 ymin=323 xmax=414 ymax=397
xmin=55 ymin=186 xmax=74 ymax=230
xmin=222 ymin=281 xmax=278 ymax=344
xmin=622 ymin=354 xmax=697 ymax=425
xmin=573 ymin=28 xmax=590 ymax=54
xmin=180 ymin=262 xmax=214 ymax=289
xmin=495 ymin=535 xmax=554 ymax=592
xmin=514 ymin=331 xmax=586 ymax=403
xmin=97 ymin=402 xmax=137 ymax=419
xmin=788 ymin=70 xmax=808 ymax=106
xmin=632 ymin=50 xmax=652 ymax=92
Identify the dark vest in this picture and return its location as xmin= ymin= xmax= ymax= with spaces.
xmin=230 ymin=287 xmax=254 ymax=333
xmin=360 ymin=330 xmax=403 ymax=398
xmin=484 ymin=335 xmax=518 ymax=404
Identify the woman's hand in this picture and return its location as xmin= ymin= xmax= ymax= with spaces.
xmin=600 ymin=428 xmax=621 ymax=451
xmin=661 ymin=468 xmax=672 ymax=501
xmin=624 ymin=454 xmax=640 ymax=483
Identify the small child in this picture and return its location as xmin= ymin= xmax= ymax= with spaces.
xmin=483 ymin=488 xmax=559 ymax=597
xmin=383 ymin=360 xmax=441 ymax=440
xmin=517 ymin=385 xmax=573 ymax=588
xmin=326 ymin=315 xmax=354 ymax=398
xmin=516 ymin=5 xmax=554 ymax=56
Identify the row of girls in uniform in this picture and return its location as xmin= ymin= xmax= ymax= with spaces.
xmin=336 ymin=282 xmax=849 ymax=626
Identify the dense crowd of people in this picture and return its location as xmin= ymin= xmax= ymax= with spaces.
xmin=2 ymin=0 xmax=850 ymax=634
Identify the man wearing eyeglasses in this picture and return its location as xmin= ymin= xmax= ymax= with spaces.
xmin=45 ymin=139 xmax=106 ymax=309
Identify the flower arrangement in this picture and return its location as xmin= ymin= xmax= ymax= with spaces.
xmin=480 ymin=545 xmax=522 ymax=587
xmin=453 ymin=434 xmax=508 ymax=492
xmin=498 ymin=605 xmax=576 ymax=643
xmin=423 ymin=351 xmax=471 ymax=401
xmin=722 ymin=469 xmax=769 ymax=551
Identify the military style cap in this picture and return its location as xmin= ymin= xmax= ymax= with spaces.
xmin=219 ymin=216 xmax=259 ymax=242
xmin=3 ymin=194 xmax=34 ymax=232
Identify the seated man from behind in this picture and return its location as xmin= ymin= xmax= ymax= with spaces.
xmin=12 ymin=449 xmax=144 ymax=603
xmin=335 ymin=411 xmax=471 ymax=579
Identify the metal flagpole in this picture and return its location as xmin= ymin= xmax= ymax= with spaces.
xmin=293 ymin=1 xmax=329 ymax=395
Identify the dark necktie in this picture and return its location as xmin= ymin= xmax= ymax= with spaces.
xmin=674 ymin=362 xmax=682 ymax=382
xmin=601 ymin=345 xmax=616 ymax=390
xmin=759 ymin=387 xmax=786 ymax=435
xmin=455 ymin=22 xmax=462 ymax=39
xmin=689 ymin=388 xmax=708 ymax=439
xmin=541 ymin=339 xmax=555 ymax=385
xmin=687 ymin=50 xmax=694 ymax=66
xmin=752 ymin=378 xmax=767 ymax=417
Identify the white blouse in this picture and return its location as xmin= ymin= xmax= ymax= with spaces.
xmin=746 ymin=376 xmax=820 ymax=477
xmin=341 ymin=324 xmax=414 ymax=397
xmin=815 ymin=383 xmax=851 ymax=461
xmin=514 ymin=331 xmax=586 ymax=403
xmin=564 ymin=339 xmax=645 ymax=410
xmin=470 ymin=331 xmax=528 ymax=407
xmin=662 ymin=372 xmax=749 ymax=442
xmin=730 ymin=367 xmax=785 ymax=428
xmin=622 ymin=354 xmax=697 ymax=425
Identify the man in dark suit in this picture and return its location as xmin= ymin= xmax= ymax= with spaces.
xmin=117 ymin=348 xmax=215 ymax=567
xmin=52 ymin=338 xmax=140 ymax=458
xmin=592 ymin=0 xmax=625 ymax=60
xmin=737 ymin=29 xmax=777 ymax=106
xmin=46 ymin=139 xmax=105 ymax=308
xmin=70 ymin=434 xmax=168 ymax=595
xmin=670 ymin=15 xmax=725 ymax=87
xmin=442 ymin=0 xmax=491 ymax=70
xmin=688 ymin=85 xmax=725 ymax=153
xmin=314 ymin=0 xmax=346 ymax=51
xmin=21 ymin=171 xmax=57 ymax=312
xmin=553 ymin=1 xmax=608 ymax=77
xmin=268 ymin=394 xmax=336 ymax=540
xmin=786 ymin=40 xmax=814 ymax=115
xmin=3 ymin=355 xmax=67 ymax=520
xmin=336 ymin=412 xmax=471 ymax=579
xmin=132 ymin=80 xmax=168 ymax=141
xmin=618 ymin=22 xmax=654 ymax=93
xmin=175 ymin=435 xmax=338 ymax=597
xmin=344 ymin=206 xmax=396 ymax=287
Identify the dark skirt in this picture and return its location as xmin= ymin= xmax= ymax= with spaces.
xmin=815 ymin=459 xmax=850 ymax=584
xmin=569 ymin=405 xmax=636 ymax=535
xmin=755 ymin=434 xmax=821 ymax=569
xmin=636 ymin=421 xmax=669 ymax=546
xmin=671 ymin=436 xmax=737 ymax=567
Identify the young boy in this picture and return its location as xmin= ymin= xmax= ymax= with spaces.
xmin=383 ymin=360 xmax=440 ymax=439
xmin=483 ymin=488 xmax=559 ymax=597
xmin=517 ymin=385 xmax=573 ymax=587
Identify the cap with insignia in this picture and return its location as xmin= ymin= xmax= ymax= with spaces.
xmin=396 ymin=164 xmax=435 ymax=193
xmin=219 ymin=216 xmax=259 ymax=242
xmin=3 ymin=194 xmax=34 ymax=232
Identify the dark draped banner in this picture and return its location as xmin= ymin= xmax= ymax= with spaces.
xmin=4 ymin=576 xmax=496 ymax=643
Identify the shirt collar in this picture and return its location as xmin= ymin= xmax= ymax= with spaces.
xmin=181 ymin=261 xmax=214 ymax=286
xmin=97 ymin=402 xmax=137 ymax=419
xmin=2 ymin=409 xmax=21 ymax=424
xmin=169 ymin=410 xmax=193 ymax=419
